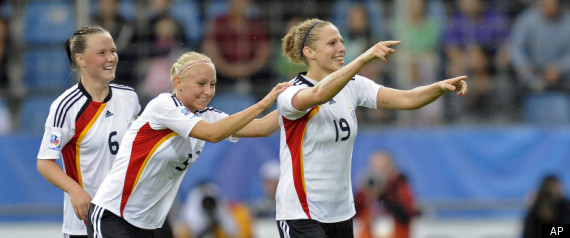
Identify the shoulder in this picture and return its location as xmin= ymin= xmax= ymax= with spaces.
xmin=110 ymin=83 xmax=136 ymax=95
xmin=289 ymin=73 xmax=314 ymax=87
xmin=52 ymin=84 xmax=86 ymax=108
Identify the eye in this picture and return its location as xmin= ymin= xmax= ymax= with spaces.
xmin=210 ymin=83 xmax=216 ymax=87
xmin=197 ymin=82 xmax=206 ymax=86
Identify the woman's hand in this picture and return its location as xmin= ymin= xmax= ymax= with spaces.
xmin=259 ymin=82 xmax=293 ymax=109
xmin=361 ymin=41 xmax=401 ymax=64
xmin=439 ymin=75 xmax=469 ymax=96
xmin=69 ymin=187 xmax=92 ymax=221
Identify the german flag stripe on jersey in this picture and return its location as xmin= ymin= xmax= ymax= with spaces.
xmin=120 ymin=123 xmax=177 ymax=217
xmin=282 ymin=106 xmax=320 ymax=219
xmin=62 ymin=101 xmax=106 ymax=187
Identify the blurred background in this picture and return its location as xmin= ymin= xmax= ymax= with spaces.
xmin=0 ymin=0 xmax=569 ymax=237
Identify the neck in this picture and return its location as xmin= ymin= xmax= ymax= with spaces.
xmin=81 ymin=77 xmax=109 ymax=102
xmin=304 ymin=69 xmax=331 ymax=82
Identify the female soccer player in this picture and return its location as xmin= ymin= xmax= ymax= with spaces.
xmin=87 ymin=51 xmax=290 ymax=238
xmin=37 ymin=26 xmax=140 ymax=237
xmin=275 ymin=18 xmax=468 ymax=238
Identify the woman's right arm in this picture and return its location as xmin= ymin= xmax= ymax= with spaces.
xmin=37 ymin=159 xmax=91 ymax=221
xmin=189 ymin=82 xmax=291 ymax=143
xmin=291 ymin=41 xmax=400 ymax=111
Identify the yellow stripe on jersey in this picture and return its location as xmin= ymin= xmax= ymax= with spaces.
xmin=75 ymin=102 xmax=107 ymax=187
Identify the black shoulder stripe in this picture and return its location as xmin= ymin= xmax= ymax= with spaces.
xmin=195 ymin=107 xmax=223 ymax=114
xmin=170 ymin=95 xmax=183 ymax=107
xmin=57 ymin=93 xmax=85 ymax=128
xmin=291 ymin=73 xmax=314 ymax=87
xmin=54 ymin=88 xmax=83 ymax=128
xmin=110 ymin=84 xmax=135 ymax=92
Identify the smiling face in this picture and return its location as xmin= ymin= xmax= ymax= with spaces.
xmin=307 ymin=24 xmax=346 ymax=75
xmin=76 ymin=32 xmax=118 ymax=83
xmin=174 ymin=62 xmax=217 ymax=112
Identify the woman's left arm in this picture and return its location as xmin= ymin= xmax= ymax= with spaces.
xmin=233 ymin=109 xmax=280 ymax=138
xmin=377 ymin=75 xmax=468 ymax=110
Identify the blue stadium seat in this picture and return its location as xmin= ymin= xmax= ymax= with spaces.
xmin=18 ymin=95 xmax=57 ymax=134
xmin=208 ymin=92 xmax=256 ymax=115
xmin=23 ymin=1 xmax=75 ymax=44
xmin=23 ymin=49 xmax=73 ymax=94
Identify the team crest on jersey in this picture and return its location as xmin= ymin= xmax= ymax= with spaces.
xmin=49 ymin=134 xmax=61 ymax=151
xmin=180 ymin=108 xmax=190 ymax=116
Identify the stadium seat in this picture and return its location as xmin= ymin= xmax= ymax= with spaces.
xmin=23 ymin=1 xmax=75 ymax=45
xmin=22 ymin=48 xmax=73 ymax=94
xmin=18 ymin=95 xmax=57 ymax=134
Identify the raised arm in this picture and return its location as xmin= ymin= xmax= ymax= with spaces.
xmin=189 ymin=83 xmax=290 ymax=142
xmin=376 ymin=75 xmax=468 ymax=110
xmin=292 ymin=41 xmax=400 ymax=111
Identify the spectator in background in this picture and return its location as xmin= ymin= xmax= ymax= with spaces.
xmin=354 ymin=151 xmax=386 ymax=238
xmin=250 ymin=160 xmax=280 ymax=219
xmin=375 ymin=151 xmax=419 ymax=238
xmin=272 ymin=17 xmax=307 ymax=83
xmin=355 ymin=150 xmax=419 ymax=238
xmin=341 ymin=2 xmax=394 ymax=125
xmin=91 ymin=0 xmax=138 ymax=87
xmin=202 ymin=0 xmax=272 ymax=101
xmin=523 ymin=174 xmax=570 ymax=238
xmin=443 ymin=0 xmax=511 ymax=122
xmin=139 ymin=15 xmax=186 ymax=104
xmin=0 ymin=17 xmax=8 ymax=91
xmin=0 ymin=17 xmax=12 ymax=135
xmin=510 ymin=0 xmax=570 ymax=124
xmin=177 ymin=181 xmax=252 ymax=238
xmin=392 ymin=0 xmax=443 ymax=127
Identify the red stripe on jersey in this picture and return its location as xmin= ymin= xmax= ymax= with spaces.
xmin=282 ymin=106 xmax=319 ymax=219
xmin=120 ymin=123 xmax=177 ymax=217
xmin=61 ymin=101 xmax=106 ymax=187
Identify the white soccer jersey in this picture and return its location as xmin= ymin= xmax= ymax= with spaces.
xmin=275 ymin=73 xmax=382 ymax=223
xmin=91 ymin=93 xmax=237 ymax=230
xmin=37 ymin=82 xmax=140 ymax=235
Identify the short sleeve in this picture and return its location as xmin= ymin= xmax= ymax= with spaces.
xmin=37 ymin=101 xmax=75 ymax=160
xmin=277 ymin=85 xmax=311 ymax=120
xmin=148 ymin=95 xmax=202 ymax=138
xmin=352 ymin=75 xmax=382 ymax=109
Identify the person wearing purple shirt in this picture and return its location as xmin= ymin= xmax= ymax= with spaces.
xmin=443 ymin=0 xmax=510 ymax=77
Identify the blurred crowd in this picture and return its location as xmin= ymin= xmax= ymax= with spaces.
xmin=1 ymin=0 xmax=570 ymax=135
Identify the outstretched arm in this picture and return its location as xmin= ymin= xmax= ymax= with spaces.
xmin=292 ymin=41 xmax=401 ymax=111
xmin=189 ymin=83 xmax=290 ymax=142
xmin=234 ymin=109 xmax=280 ymax=138
xmin=377 ymin=75 xmax=468 ymax=110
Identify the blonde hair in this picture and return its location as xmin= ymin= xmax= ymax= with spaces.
xmin=170 ymin=51 xmax=214 ymax=93
xmin=281 ymin=18 xmax=333 ymax=65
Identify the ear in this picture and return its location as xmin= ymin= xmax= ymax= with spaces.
xmin=303 ymin=47 xmax=316 ymax=60
xmin=173 ymin=77 xmax=182 ymax=91
xmin=75 ymin=53 xmax=85 ymax=68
